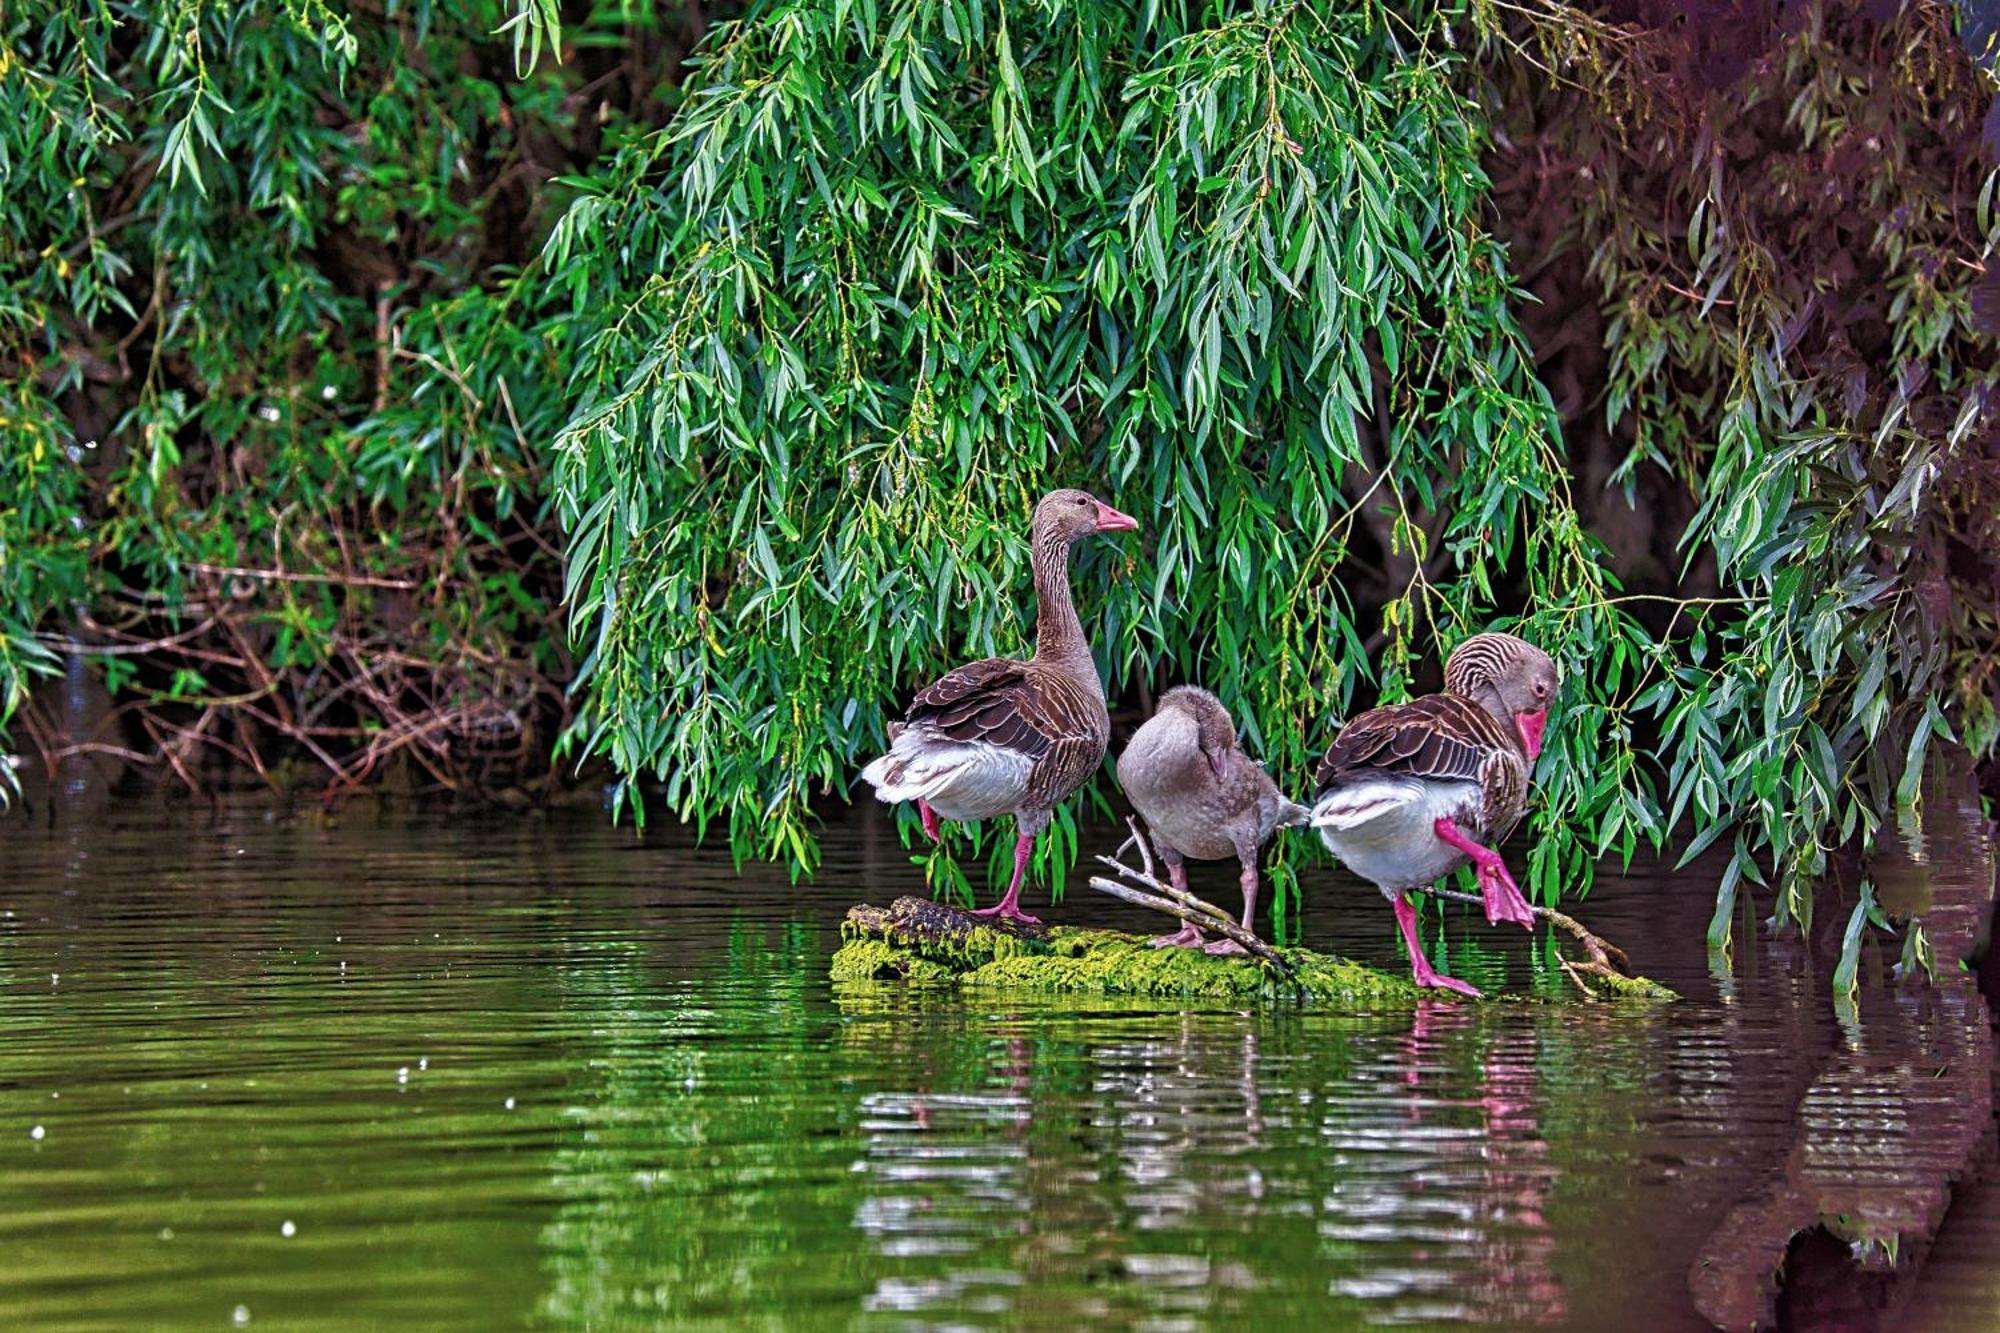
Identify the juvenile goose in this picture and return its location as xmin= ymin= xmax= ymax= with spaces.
xmin=1118 ymin=686 xmax=1309 ymax=955
xmin=860 ymin=488 xmax=1138 ymax=925
xmin=1310 ymin=632 xmax=1558 ymax=997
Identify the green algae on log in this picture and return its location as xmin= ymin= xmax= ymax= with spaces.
xmin=1569 ymin=964 xmax=1681 ymax=1001
xmin=833 ymin=897 xmax=1678 ymax=1003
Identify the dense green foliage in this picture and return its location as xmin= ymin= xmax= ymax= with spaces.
xmin=545 ymin=0 xmax=1998 ymax=920
xmin=3 ymin=2 xmax=1995 ymax=940
xmin=547 ymin=0 xmax=1620 ymax=902
xmin=1 ymin=0 xmax=589 ymax=796
xmin=1484 ymin=0 xmax=2000 ymax=938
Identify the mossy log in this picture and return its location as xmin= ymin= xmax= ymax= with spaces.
xmin=1087 ymin=820 xmax=1675 ymax=1002
xmin=832 ymin=896 xmax=1678 ymax=1003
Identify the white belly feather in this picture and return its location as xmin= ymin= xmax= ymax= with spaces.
xmin=859 ymin=726 xmax=1034 ymax=822
xmin=1311 ymin=775 xmax=1484 ymax=893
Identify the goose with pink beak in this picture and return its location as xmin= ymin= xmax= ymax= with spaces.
xmin=1309 ymin=632 xmax=1558 ymax=997
xmin=861 ymin=489 xmax=1138 ymax=925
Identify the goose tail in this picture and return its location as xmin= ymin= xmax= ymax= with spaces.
xmin=1309 ymin=779 xmax=1418 ymax=831
xmin=860 ymin=731 xmax=971 ymax=805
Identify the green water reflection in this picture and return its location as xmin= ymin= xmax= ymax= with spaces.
xmin=0 ymin=804 xmax=1987 ymax=1329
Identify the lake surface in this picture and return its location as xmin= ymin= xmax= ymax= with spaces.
xmin=1 ymin=793 xmax=1993 ymax=1330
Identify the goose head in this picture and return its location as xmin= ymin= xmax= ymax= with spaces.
xmin=1444 ymin=632 xmax=1559 ymax=760
xmin=1035 ymin=488 xmax=1138 ymax=543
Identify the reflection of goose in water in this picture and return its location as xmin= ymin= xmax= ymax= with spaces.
xmin=849 ymin=1013 xmax=1272 ymax=1323
xmin=1320 ymin=1004 xmax=1567 ymax=1327
xmin=842 ymin=1002 xmax=1577 ymax=1326
xmin=1092 ymin=1013 xmax=1271 ymax=1232
xmin=851 ymin=1027 xmax=1119 ymax=1320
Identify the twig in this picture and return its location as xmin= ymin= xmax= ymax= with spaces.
xmin=1096 ymin=822 xmax=1243 ymax=934
xmin=1660 ymin=279 xmax=1734 ymax=307
xmin=180 ymin=562 xmax=420 ymax=590
xmin=40 ymin=608 xmax=224 ymax=655
xmin=1554 ymin=952 xmax=1602 ymax=1001
xmin=1087 ymin=876 xmax=1232 ymax=936
xmin=1123 ymin=819 xmax=1159 ymax=879
xmin=43 ymin=740 xmax=156 ymax=766
xmin=138 ymin=711 xmax=206 ymax=802
xmin=1418 ymin=883 xmax=1635 ymax=982
xmin=1088 ymin=818 xmax=1301 ymax=981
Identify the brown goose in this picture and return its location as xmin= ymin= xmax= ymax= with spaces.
xmin=1117 ymin=686 xmax=1309 ymax=955
xmin=1310 ymin=632 xmax=1558 ymax=997
xmin=860 ymin=488 xmax=1138 ymax=924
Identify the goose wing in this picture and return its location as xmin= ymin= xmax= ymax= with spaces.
xmin=1314 ymin=694 xmax=1523 ymax=833
xmin=907 ymin=659 xmax=1056 ymax=756
xmin=905 ymin=658 xmax=1105 ymax=806
xmin=1314 ymin=695 xmax=1506 ymax=788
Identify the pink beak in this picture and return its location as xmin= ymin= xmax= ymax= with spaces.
xmin=1093 ymin=500 xmax=1139 ymax=532
xmin=1516 ymin=708 xmax=1548 ymax=761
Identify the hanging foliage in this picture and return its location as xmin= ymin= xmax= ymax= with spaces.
xmin=547 ymin=0 xmax=1658 ymax=900
xmin=2 ymin=1 xmax=1994 ymax=938
xmin=1481 ymin=0 xmax=2000 ymax=939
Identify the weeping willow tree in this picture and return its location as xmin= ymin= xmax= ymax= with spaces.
xmin=2 ymin=1 xmax=1994 ymax=938
xmin=1480 ymin=0 xmax=2000 ymax=942
xmin=549 ymin=0 xmax=1648 ymax=907
xmin=547 ymin=0 xmax=1997 ymax=923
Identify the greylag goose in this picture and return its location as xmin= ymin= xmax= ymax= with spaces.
xmin=1310 ymin=632 xmax=1558 ymax=997
xmin=860 ymin=488 xmax=1138 ymax=924
xmin=1117 ymin=686 xmax=1309 ymax=955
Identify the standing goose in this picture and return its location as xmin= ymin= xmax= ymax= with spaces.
xmin=860 ymin=488 xmax=1138 ymax=924
xmin=1310 ymin=632 xmax=1558 ymax=997
xmin=1117 ymin=686 xmax=1308 ymax=955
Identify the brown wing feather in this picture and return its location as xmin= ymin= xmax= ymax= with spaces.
xmin=1317 ymin=694 xmax=1531 ymax=838
xmin=905 ymin=659 xmax=1053 ymax=758
xmin=1314 ymin=695 xmax=1509 ymax=788
xmin=904 ymin=658 xmax=1107 ymax=800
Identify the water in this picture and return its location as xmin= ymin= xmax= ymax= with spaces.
xmin=0 ymin=795 xmax=1991 ymax=1330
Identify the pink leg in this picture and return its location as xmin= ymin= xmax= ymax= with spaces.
xmin=1150 ymin=861 xmax=1204 ymax=948
xmin=918 ymin=800 xmax=942 ymax=843
xmin=1432 ymin=818 xmax=1536 ymax=929
xmin=1203 ymin=863 xmax=1260 ymax=957
xmin=970 ymin=833 xmax=1042 ymax=925
xmin=1393 ymin=893 xmax=1480 ymax=998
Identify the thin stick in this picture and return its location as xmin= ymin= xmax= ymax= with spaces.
xmin=179 ymin=562 xmax=420 ymax=591
xmin=1097 ymin=822 xmax=1241 ymax=935
xmin=1083 ymin=874 xmax=1294 ymax=974
xmin=1416 ymin=884 xmax=1633 ymax=976
xmin=1120 ymin=819 xmax=1159 ymax=880
xmin=1092 ymin=856 xmax=1241 ymax=934
xmin=1088 ymin=819 xmax=1300 ymax=980
xmin=1554 ymin=952 xmax=1603 ymax=1001
xmin=1086 ymin=877 xmax=1234 ymax=939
